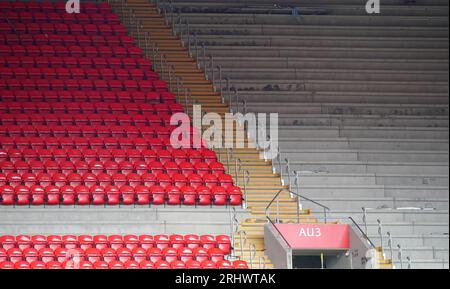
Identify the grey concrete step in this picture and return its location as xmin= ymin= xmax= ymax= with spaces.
xmin=291 ymin=172 xmax=449 ymax=186
xmin=392 ymin=259 xmax=449 ymax=269
xmin=276 ymin=114 xmax=449 ymax=127
xmin=286 ymin=160 xmax=449 ymax=175
xmin=365 ymin=222 xmax=448 ymax=235
xmin=207 ymin=46 xmax=450 ymax=60
xmin=184 ymin=24 xmax=450 ymax=38
xmin=210 ymin=56 xmax=449 ymax=71
xmin=171 ymin=0 xmax=449 ymax=7
xmin=171 ymin=1 xmax=449 ymax=16
xmin=279 ymin=138 xmax=449 ymax=150
xmin=282 ymin=149 xmax=449 ymax=163
xmin=228 ymin=79 xmax=449 ymax=93
xmin=296 ymin=184 xmax=449 ymax=198
xmin=332 ymin=210 xmax=449 ymax=223
xmin=236 ymin=91 xmax=450 ymax=105
xmin=242 ymin=102 xmax=449 ymax=116
xmin=369 ymin=234 xmax=450 ymax=248
xmin=179 ymin=13 xmax=449 ymax=28
xmin=313 ymin=198 xmax=449 ymax=211
xmin=217 ymin=68 xmax=449 ymax=82
xmin=277 ymin=126 xmax=449 ymax=139
xmin=0 ymin=207 xmax=248 ymax=235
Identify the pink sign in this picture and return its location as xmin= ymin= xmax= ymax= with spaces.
xmin=275 ymin=224 xmax=350 ymax=250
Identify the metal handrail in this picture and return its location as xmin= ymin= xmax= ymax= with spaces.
xmin=265 ymin=189 xmax=331 ymax=224
xmin=348 ymin=217 xmax=376 ymax=249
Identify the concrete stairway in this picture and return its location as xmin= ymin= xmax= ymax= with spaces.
xmin=157 ymin=0 xmax=449 ymax=269
xmin=110 ymin=0 xmax=304 ymax=269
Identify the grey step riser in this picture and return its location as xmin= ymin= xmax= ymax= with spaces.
xmin=334 ymin=212 xmax=450 ymax=223
xmin=210 ymin=58 xmax=450 ymax=71
xmin=280 ymin=140 xmax=450 ymax=151
xmin=314 ymin=200 xmax=450 ymax=211
xmin=289 ymin=163 xmax=449 ymax=175
xmin=180 ymin=15 xmax=449 ymax=28
xmin=199 ymin=37 xmax=449 ymax=49
xmin=243 ymin=105 xmax=449 ymax=116
xmin=184 ymin=27 xmax=450 ymax=38
xmin=279 ymin=129 xmax=449 ymax=140
xmin=218 ymin=70 xmax=450 ymax=82
xmin=393 ymin=261 xmax=449 ymax=269
xmin=239 ymin=93 xmax=450 ymax=105
xmin=0 ymin=210 xmax=246 ymax=223
xmin=0 ymin=224 xmax=232 ymax=236
xmin=389 ymin=249 xmax=449 ymax=260
xmin=276 ymin=117 xmax=449 ymax=128
xmin=339 ymin=130 xmax=449 ymax=140
xmin=228 ymin=81 xmax=449 ymax=93
xmin=207 ymin=47 xmax=450 ymax=60
xmin=172 ymin=3 xmax=449 ymax=17
xmin=365 ymin=225 xmax=448 ymax=235
xmin=298 ymin=188 xmax=449 ymax=199
xmin=170 ymin=0 xmax=449 ymax=6
xmin=370 ymin=236 xmax=450 ymax=248
xmin=283 ymin=152 xmax=449 ymax=163
xmin=286 ymin=175 xmax=450 ymax=186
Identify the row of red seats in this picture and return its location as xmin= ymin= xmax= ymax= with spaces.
xmin=1 ymin=34 xmax=135 ymax=47
xmin=0 ymin=45 xmax=143 ymax=59
xmin=0 ymin=90 xmax=175 ymax=103
xmin=0 ymin=102 xmax=179 ymax=114
xmin=1 ymin=247 xmax=230 ymax=264
xmin=0 ymin=1 xmax=113 ymax=13
xmin=0 ymin=170 xmax=233 ymax=187
xmin=0 ymin=184 xmax=243 ymax=206
xmin=0 ymin=160 xmax=225 ymax=174
xmin=1 ymin=66 xmax=158 ymax=81
xmin=0 ymin=117 xmax=178 ymax=129
xmin=1 ymin=259 xmax=247 ymax=270
xmin=1 ymin=12 xmax=119 ymax=25
xmin=1 ymin=234 xmax=231 ymax=251
xmin=1 ymin=23 xmax=126 ymax=35
xmin=0 ymin=147 xmax=215 ymax=162
xmin=0 ymin=68 xmax=157 ymax=82
xmin=0 ymin=79 xmax=168 ymax=93
xmin=1 ymin=56 xmax=151 ymax=69
xmin=0 ymin=136 xmax=207 ymax=150
xmin=0 ymin=117 xmax=180 ymax=129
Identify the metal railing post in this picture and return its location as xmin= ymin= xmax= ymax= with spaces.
xmin=238 ymin=231 xmax=247 ymax=261
xmin=242 ymin=170 xmax=249 ymax=210
xmin=285 ymin=159 xmax=292 ymax=190
xmin=397 ymin=244 xmax=404 ymax=269
xmin=362 ymin=207 xmax=368 ymax=235
xmin=187 ymin=20 xmax=191 ymax=57
xmin=218 ymin=65 xmax=224 ymax=102
xmin=210 ymin=56 xmax=215 ymax=92
xmin=202 ymin=44 xmax=207 ymax=80
xmin=226 ymin=78 xmax=232 ymax=112
xmin=294 ymin=171 xmax=301 ymax=223
xmin=387 ymin=232 xmax=394 ymax=265
xmin=377 ymin=219 xmax=384 ymax=254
